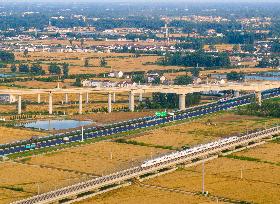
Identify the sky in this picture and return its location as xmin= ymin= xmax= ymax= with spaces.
xmin=3 ymin=0 xmax=280 ymax=2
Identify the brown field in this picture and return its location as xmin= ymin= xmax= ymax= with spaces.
xmin=15 ymin=51 xmax=183 ymax=75
xmin=0 ymin=161 xmax=81 ymax=204
xmin=24 ymin=141 xmax=170 ymax=176
xmin=233 ymin=142 xmax=280 ymax=164
xmin=72 ymin=111 xmax=153 ymax=125
xmin=0 ymin=126 xmax=44 ymax=144
xmin=77 ymin=130 xmax=280 ymax=204
xmin=130 ymin=113 xmax=280 ymax=148
xmin=145 ymin=154 xmax=280 ymax=204
xmin=204 ymin=44 xmax=236 ymax=52
xmin=78 ymin=185 xmax=220 ymax=204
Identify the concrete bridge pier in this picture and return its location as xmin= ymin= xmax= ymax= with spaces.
xmin=37 ymin=94 xmax=41 ymax=104
xmin=129 ymin=92 xmax=135 ymax=112
xmin=139 ymin=93 xmax=143 ymax=102
xmin=256 ymin=91 xmax=262 ymax=106
xmin=65 ymin=93 xmax=69 ymax=104
xmin=179 ymin=94 xmax=186 ymax=110
xmin=49 ymin=92 xmax=53 ymax=115
xmin=108 ymin=93 xmax=112 ymax=113
xmin=86 ymin=92 xmax=89 ymax=104
xmin=79 ymin=93 xmax=83 ymax=114
xmin=18 ymin=95 xmax=22 ymax=115
xmin=234 ymin=90 xmax=240 ymax=97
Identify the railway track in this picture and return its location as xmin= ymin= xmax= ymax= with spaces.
xmin=11 ymin=125 xmax=280 ymax=204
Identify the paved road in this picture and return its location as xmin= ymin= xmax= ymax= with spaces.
xmin=1 ymin=88 xmax=279 ymax=157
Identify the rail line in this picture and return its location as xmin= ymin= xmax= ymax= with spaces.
xmin=12 ymin=125 xmax=280 ymax=204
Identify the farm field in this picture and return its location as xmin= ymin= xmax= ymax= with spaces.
xmin=0 ymin=161 xmax=81 ymax=204
xmin=78 ymin=185 xmax=221 ymax=204
xmin=0 ymin=126 xmax=44 ymax=144
xmin=14 ymin=51 xmax=183 ymax=75
xmin=129 ymin=113 xmax=280 ymax=148
xmin=81 ymin=140 xmax=280 ymax=204
xmin=23 ymin=141 xmax=170 ymax=176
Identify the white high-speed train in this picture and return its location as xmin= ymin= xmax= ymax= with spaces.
xmin=141 ymin=136 xmax=239 ymax=168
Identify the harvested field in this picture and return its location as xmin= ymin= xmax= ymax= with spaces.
xmin=24 ymin=141 xmax=170 ymax=176
xmin=130 ymin=113 xmax=280 ymax=148
xmin=145 ymin=153 xmax=280 ymax=204
xmin=233 ymin=142 xmax=280 ymax=164
xmin=72 ymin=111 xmax=153 ymax=125
xmin=0 ymin=126 xmax=44 ymax=144
xmin=0 ymin=161 xmax=81 ymax=204
xmin=14 ymin=51 xmax=183 ymax=75
xmin=78 ymin=185 xmax=219 ymax=204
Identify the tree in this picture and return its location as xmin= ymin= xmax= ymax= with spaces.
xmin=232 ymin=44 xmax=240 ymax=52
xmin=226 ymin=71 xmax=244 ymax=81
xmin=0 ymin=51 xmax=15 ymax=62
xmin=80 ymin=38 xmax=85 ymax=48
xmin=84 ymin=58 xmax=90 ymax=67
xmin=30 ymin=64 xmax=44 ymax=75
xmin=62 ymin=63 xmax=69 ymax=77
xmin=74 ymin=77 xmax=82 ymax=87
xmin=190 ymin=68 xmax=200 ymax=78
xmin=100 ymin=58 xmax=107 ymax=67
xmin=11 ymin=64 xmax=17 ymax=72
xmin=19 ymin=64 xmax=29 ymax=73
xmin=132 ymin=73 xmax=145 ymax=84
xmin=69 ymin=39 xmax=73 ymax=46
xmin=174 ymin=76 xmax=193 ymax=85
xmin=48 ymin=63 xmax=61 ymax=75
xmin=23 ymin=49 xmax=28 ymax=58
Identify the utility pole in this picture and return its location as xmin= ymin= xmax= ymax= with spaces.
xmin=37 ymin=183 xmax=40 ymax=195
xmin=202 ymin=161 xmax=205 ymax=195
xmin=81 ymin=126 xmax=84 ymax=142
xmin=240 ymin=168 xmax=243 ymax=179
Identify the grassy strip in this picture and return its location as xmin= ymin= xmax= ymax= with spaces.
xmin=271 ymin=137 xmax=280 ymax=144
xmin=0 ymin=186 xmax=24 ymax=192
xmin=225 ymin=155 xmax=280 ymax=166
xmin=225 ymin=155 xmax=261 ymax=162
xmin=115 ymin=138 xmax=176 ymax=150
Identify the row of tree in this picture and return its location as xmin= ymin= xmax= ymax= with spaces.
xmin=159 ymin=51 xmax=230 ymax=68
xmin=10 ymin=63 xmax=69 ymax=76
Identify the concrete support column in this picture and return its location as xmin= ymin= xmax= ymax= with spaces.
xmin=86 ymin=92 xmax=89 ymax=104
xmin=112 ymin=92 xmax=116 ymax=103
xmin=129 ymin=92 xmax=135 ymax=112
xmin=48 ymin=92 xmax=53 ymax=115
xmin=234 ymin=90 xmax=240 ymax=98
xmin=256 ymin=91 xmax=262 ymax=106
xmin=139 ymin=93 xmax=143 ymax=102
xmin=65 ymin=93 xmax=68 ymax=104
xmin=37 ymin=94 xmax=41 ymax=104
xmin=79 ymin=93 xmax=83 ymax=114
xmin=108 ymin=93 xmax=112 ymax=113
xmin=179 ymin=94 xmax=186 ymax=110
xmin=18 ymin=95 xmax=22 ymax=115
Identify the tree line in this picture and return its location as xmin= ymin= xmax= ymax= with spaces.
xmin=10 ymin=63 xmax=69 ymax=77
xmin=158 ymin=51 xmax=230 ymax=68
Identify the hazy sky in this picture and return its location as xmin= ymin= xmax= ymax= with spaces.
xmin=3 ymin=0 xmax=280 ymax=2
